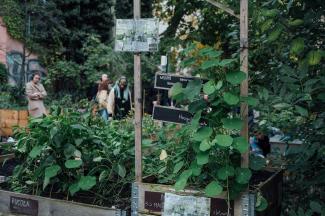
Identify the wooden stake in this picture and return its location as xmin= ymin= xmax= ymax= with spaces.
xmin=134 ymin=0 xmax=142 ymax=183
xmin=235 ymin=0 xmax=249 ymax=215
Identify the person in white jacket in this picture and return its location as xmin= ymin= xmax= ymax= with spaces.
xmin=107 ymin=76 xmax=132 ymax=120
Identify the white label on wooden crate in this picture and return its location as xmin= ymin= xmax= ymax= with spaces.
xmin=163 ymin=193 xmax=210 ymax=216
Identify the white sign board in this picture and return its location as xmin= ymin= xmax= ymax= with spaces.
xmin=163 ymin=193 xmax=210 ymax=216
xmin=114 ymin=18 xmax=159 ymax=52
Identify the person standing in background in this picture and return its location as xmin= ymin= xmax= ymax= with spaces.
xmin=107 ymin=76 xmax=132 ymax=120
xmin=25 ymin=72 xmax=47 ymax=118
xmin=96 ymin=76 xmax=111 ymax=121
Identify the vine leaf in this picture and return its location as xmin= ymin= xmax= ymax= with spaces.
xmin=65 ymin=160 xmax=83 ymax=169
xmin=193 ymin=127 xmax=213 ymax=141
xmin=69 ymin=183 xmax=80 ymax=196
xmin=205 ymin=181 xmax=223 ymax=197
xmin=217 ymin=166 xmax=235 ymax=180
xmin=199 ymin=139 xmax=211 ymax=151
xmin=256 ymin=192 xmax=268 ymax=212
xmin=175 ymin=170 xmax=192 ymax=191
xmin=222 ymin=118 xmax=243 ymax=130
xmin=29 ymin=146 xmax=43 ymax=158
xmin=215 ymin=135 xmax=233 ymax=147
xmin=235 ymin=168 xmax=252 ymax=184
xmin=307 ymin=50 xmax=322 ymax=66
xmin=196 ymin=152 xmax=209 ymax=165
xmin=233 ymin=137 xmax=249 ymax=153
xmin=226 ymin=71 xmax=246 ymax=85
xmin=78 ymin=176 xmax=96 ymax=191
xmin=223 ymin=92 xmax=239 ymax=105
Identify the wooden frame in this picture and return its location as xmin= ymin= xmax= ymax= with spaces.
xmin=131 ymin=170 xmax=283 ymax=216
xmin=0 ymin=190 xmax=126 ymax=216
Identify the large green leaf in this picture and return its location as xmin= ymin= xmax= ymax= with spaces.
xmin=184 ymin=79 xmax=202 ymax=101
xmin=201 ymin=60 xmax=220 ymax=70
xmin=263 ymin=9 xmax=279 ymax=17
xmin=190 ymin=162 xmax=202 ymax=176
xmin=118 ymin=164 xmax=126 ymax=178
xmin=218 ymin=59 xmax=236 ymax=67
xmin=29 ymin=146 xmax=43 ymax=158
xmin=196 ymin=152 xmax=209 ymax=165
xmin=261 ymin=19 xmax=273 ymax=32
xmin=307 ymin=50 xmax=322 ymax=66
xmin=256 ymin=193 xmax=268 ymax=211
xmin=175 ymin=170 xmax=192 ymax=191
xmin=226 ymin=71 xmax=246 ymax=85
xmin=45 ymin=165 xmax=61 ymax=178
xmin=78 ymin=176 xmax=96 ymax=191
xmin=173 ymin=161 xmax=185 ymax=174
xmin=290 ymin=38 xmax=304 ymax=54
xmin=205 ymin=181 xmax=223 ymax=197
xmin=64 ymin=144 xmax=77 ymax=158
xmin=171 ymin=82 xmax=183 ymax=98
xmin=222 ymin=118 xmax=243 ymax=130
xmin=203 ymin=80 xmax=216 ymax=95
xmin=233 ymin=137 xmax=249 ymax=153
xmin=65 ymin=160 xmax=83 ymax=169
xmin=69 ymin=183 xmax=80 ymax=196
xmin=217 ymin=166 xmax=235 ymax=180
xmin=193 ymin=127 xmax=213 ymax=141
xmin=43 ymin=165 xmax=61 ymax=190
xmin=199 ymin=139 xmax=211 ymax=151
xmin=268 ymin=26 xmax=283 ymax=42
xmin=288 ymin=19 xmax=304 ymax=27
xmin=215 ymin=135 xmax=233 ymax=147
xmin=235 ymin=168 xmax=252 ymax=184
xmin=223 ymin=92 xmax=239 ymax=105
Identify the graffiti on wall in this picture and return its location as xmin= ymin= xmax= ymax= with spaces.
xmin=6 ymin=51 xmax=45 ymax=85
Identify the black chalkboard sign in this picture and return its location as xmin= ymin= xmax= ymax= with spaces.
xmin=144 ymin=191 xmax=164 ymax=212
xmin=210 ymin=198 xmax=234 ymax=216
xmin=154 ymin=73 xmax=207 ymax=90
xmin=152 ymin=105 xmax=193 ymax=124
xmin=10 ymin=196 xmax=38 ymax=216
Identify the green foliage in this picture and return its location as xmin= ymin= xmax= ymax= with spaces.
xmin=0 ymin=0 xmax=24 ymax=40
xmin=162 ymin=43 xmax=254 ymax=200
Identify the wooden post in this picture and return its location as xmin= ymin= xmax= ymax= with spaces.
xmin=134 ymin=0 xmax=142 ymax=183
xmin=235 ymin=0 xmax=249 ymax=215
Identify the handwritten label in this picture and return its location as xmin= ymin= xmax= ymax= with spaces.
xmin=152 ymin=105 xmax=193 ymax=124
xmin=10 ymin=196 xmax=38 ymax=216
xmin=144 ymin=191 xmax=164 ymax=212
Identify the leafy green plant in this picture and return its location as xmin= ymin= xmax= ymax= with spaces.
xmin=143 ymin=44 xmax=266 ymax=207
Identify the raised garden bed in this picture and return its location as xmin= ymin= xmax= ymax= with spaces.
xmin=0 ymin=110 xmax=28 ymax=137
xmin=131 ymin=169 xmax=282 ymax=216
xmin=0 ymin=157 xmax=127 ymax=216
xmin=0 ymin=189 xmax=126 ymax=216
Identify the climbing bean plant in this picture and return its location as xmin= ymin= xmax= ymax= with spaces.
xmin=167 ymin=43 xmax=261 ymax=201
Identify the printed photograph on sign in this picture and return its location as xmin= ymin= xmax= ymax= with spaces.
xmin=115 ymin=19 xmax=159 ymax=52
xmin=163 ymin=193 xmax=210 ymax=216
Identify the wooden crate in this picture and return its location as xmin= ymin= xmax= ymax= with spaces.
xmin=0 ymin=110 xmax=29 ymax=137
xmin=131 ymin=170 xmax=282 ymax=216
xmin=0 ymin=190 xmax=126 ymax=216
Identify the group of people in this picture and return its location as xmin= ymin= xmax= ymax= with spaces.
xmin=95 ymin=74 xmax=132 ymax=121
xmin=25 ymin=72 xmax=132 ymax=121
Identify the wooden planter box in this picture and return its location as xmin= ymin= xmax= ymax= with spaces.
xmin=0 ymin=190 xmax=126 ymax=216
xmin=0 ymin=110 xmax=28 ymax=137
xmin=131 ymin=170 xmax=282 ymax=216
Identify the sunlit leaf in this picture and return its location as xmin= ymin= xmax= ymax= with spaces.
xmin=205 ymin=181 xmax=223 ymax=197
